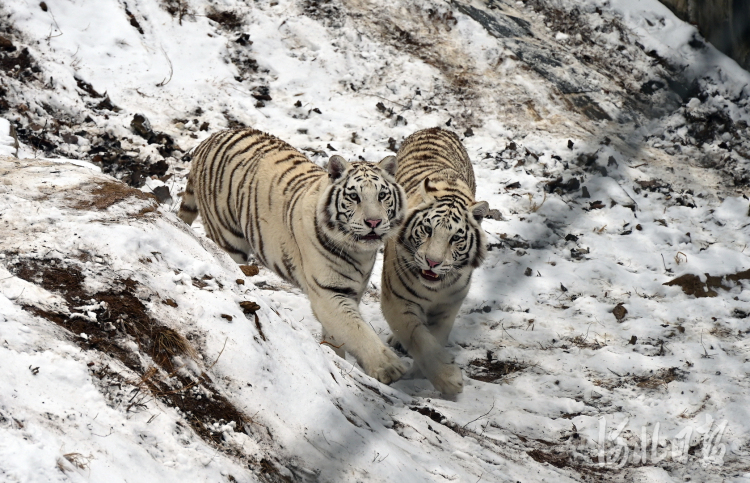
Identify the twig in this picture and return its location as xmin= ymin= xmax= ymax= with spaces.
xmin=362 ymin=92 xmax=410 ymax=109
xmin=500 ymin=322 xmax=516 ymax=341
xmin=660 ymin=253 xmax=672 ymax=273
xmin=463 ymin=400 xmax=495 ymax=428
xmin=320 ymin=340 xmax=344 ymax=349
xmin=156 ymin=46 xmax=174 ymax=87
xmin=700 ymin=331 xmax=713 ymax=359
xmin=207 ymin=337 xmax=228 ymax=370
xmin=608 ymin=368 xmax=623 ymax=377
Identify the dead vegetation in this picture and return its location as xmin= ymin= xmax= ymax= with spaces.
xmin=71 ymin=181 xmax=158 ymax=211
xmin=467 ymin=352 xmax=529 ymax=383
xmin=205 ymin=7 xmax=244 ymax=30
xmin=664 ymin=269 xmax=750 ymax=298
xmin=6 ymin=256 xmax=267 ymax=457
xmin=594 ymin=366 xmax=687 ymax=391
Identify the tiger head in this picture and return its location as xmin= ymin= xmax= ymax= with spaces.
xmin=398 ymin=177 xmax=489 ymax=285
xmin=319 ymin=155 xmax=407 ymax=249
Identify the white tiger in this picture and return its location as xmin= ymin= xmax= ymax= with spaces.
xmin=179 ymin=128 xmax=408 ymax=384
xmin=381 ymin=127 xmax=489 ymax=395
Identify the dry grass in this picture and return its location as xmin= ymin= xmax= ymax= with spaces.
xmin=152 ymin=327 xmax=198 ymax=368
xmin=57 ymin=452 xmax=91 ymax=472
xmin=72 ymin=181 xmax=157 ymax=211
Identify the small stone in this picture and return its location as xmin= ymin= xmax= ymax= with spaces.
xmin=0 ymin=35 xmax=15 ymax=52
xmin=61 ymin=133 xmax=78 ymax=145
xmin=524 ymin=267 xmax=533 ymax=277
xmin=613 ymin=303 xmax=627 ymax=321
xmin=236 ymin=279 xmax=245 ymax=285
xmin=239 ymin=265 xmax=260 ymax=276
xmin=240 ymin=301 xmax=261 ymax=314
xmin=221 ymin=314 xmax=233 ymax=321
xmin=151 ymin=185 xmax=172 ymax=204
xmin=131 ymin=114 xmax=153 ymax=138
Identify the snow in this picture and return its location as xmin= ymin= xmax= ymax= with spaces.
xmin=2 ymin=0 xmax=750 ymax=481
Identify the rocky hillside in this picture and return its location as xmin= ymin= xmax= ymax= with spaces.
xmin=1 ymin=0 xmax=750 ymax=482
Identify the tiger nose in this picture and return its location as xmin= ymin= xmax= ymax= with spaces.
xmin=426 ymin=258 xmax=441 ymax=268
xmin=365 ymin=219 xmax=382 ymax=228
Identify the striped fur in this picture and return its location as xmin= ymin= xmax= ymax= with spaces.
xmin=381 ymin=128 xmax=488 ymax=395
xmin=179 ymin=128 xmax=408 ymax=384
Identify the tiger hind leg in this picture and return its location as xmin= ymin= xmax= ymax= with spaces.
xmin=178 ymin=177 xmax=199 ymax=225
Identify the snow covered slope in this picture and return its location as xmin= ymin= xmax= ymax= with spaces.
xmin=2 ymin=0 xmax=750 ymax=481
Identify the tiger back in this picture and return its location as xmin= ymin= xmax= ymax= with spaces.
xmin=381 ymin=127 xmax=489 ymax=395
xmin=179 ymin=128 xmax=408 ymax=384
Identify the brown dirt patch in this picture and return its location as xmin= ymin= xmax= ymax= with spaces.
xmin=467 ymin=355 xmax=528 ymax=383
xmin=72 ymin=181 xmax=157 ymax=211
xmin=206 ymin=8 xmax=244 ymax=30
xmin=664 ymin=269 xmax=750 ymax=298
xmin=7 ymin=257 xmax=252 ymax=447
xmin=633 ymin=367 xmax=687 ymax=389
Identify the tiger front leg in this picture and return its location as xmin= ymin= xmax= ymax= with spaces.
xmin=383 ymin=304 xmax=464 ymax=395
xmin=310 ymin=292 xmax=407 ymax=385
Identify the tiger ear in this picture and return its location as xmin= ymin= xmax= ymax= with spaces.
xmin=471 ymin=201 xmax=490 ymax=223
xmin=327 ymin=155 xmax=348 ymax=180
xmin=378 ymin=156 xmax=398 ymax=176
xmin=419 ymin=177 xmax=437 ymax=203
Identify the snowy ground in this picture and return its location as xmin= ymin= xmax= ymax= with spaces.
xmin=2 ymin=0 xmax=750 ymax=481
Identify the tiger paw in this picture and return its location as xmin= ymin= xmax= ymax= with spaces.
xmin=430 ymin=363 xmax=463 ymax=395
xmin=362 ymin=347 xmax=407 ymax=385
xmin=386 ymin=334 xmax=406 ymax=354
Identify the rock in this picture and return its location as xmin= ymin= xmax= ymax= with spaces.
xmin=239 ymin=265 xmax=260 ymax=276
xmin=131 ymin=114 xmax=154 ymax=140
xmin=0 ymin=35 xmax=16 ymax=52
xmin=239 ymin=301 xmax=261 ymax=314
xmin=613 ymin=303 xmax=627 ymax=322
xmin=151 ymin=185 xmax=172 ymax=204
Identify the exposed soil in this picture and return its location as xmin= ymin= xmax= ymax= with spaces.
xmin=467 ymin=355 xmax=528 ymax=383
xmin=6 ymin=257 xmax=256 ymax=450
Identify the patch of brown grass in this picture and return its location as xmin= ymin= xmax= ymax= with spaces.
xmin=72 ymin=181 xmax=157 ymax=211
xmin=9 ymin=257 xmax=252 ymax=447
xmin=467 ymin=357 xmax=528 ymax=383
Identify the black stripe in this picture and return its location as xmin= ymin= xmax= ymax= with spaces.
xmin=313 ymin=277 xmax=357 ymax=299
xmin=179 ymin=203 xmax=198 ymax=213
xmin=314 ymin=223 xmax=362 ymax=275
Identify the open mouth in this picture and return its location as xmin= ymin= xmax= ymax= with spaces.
xmin=420 ymin=269 xmax=441 ymax=281
xmin=360 ymin=233 xmax=381 ymax=241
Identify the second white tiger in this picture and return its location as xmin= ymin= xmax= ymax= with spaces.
xmin=381 ymin=128 xmax=489 ymax=395
xmin=179 ymin=128 xmax=408 ymax=384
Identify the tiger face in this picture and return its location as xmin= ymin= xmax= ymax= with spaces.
xmin=319 ymin=155 xmax=407 ymax=248
xmin=399 ymin=178 xmax=489 ymax=285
